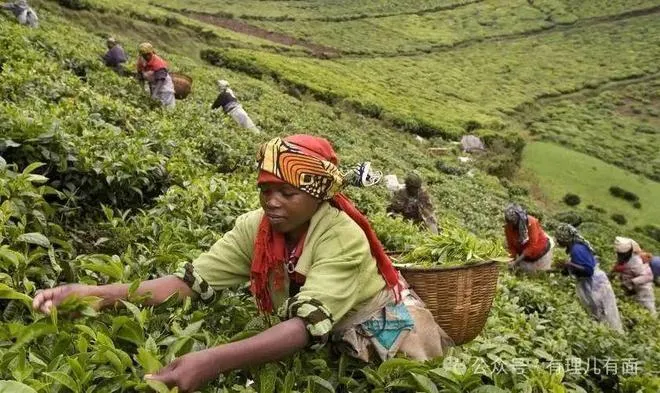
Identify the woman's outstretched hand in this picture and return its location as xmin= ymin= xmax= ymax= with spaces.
xmin=145 ymin=350 xmax=218 ymax=393
xmin=32 ymin=284 xmax=91 ymax=314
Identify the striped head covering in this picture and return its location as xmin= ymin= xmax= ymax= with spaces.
xmin=555 ymin=224 xmax=594 ymax=253
xmin=504 ymin=204 xmax=529 ymax=246
xmin=217 ymin=79 xmax=229 ymax=91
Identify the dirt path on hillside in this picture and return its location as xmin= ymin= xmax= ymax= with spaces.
xmin=187 ymin=12 xmax=341 ymax=58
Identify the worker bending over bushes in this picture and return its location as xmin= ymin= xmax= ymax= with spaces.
xmin=33 ymin=135 xmax=452 ymax=392
xmin=612 ymin=237 xmax=656 ymax=317
xmin=212 ymin=79 xmax=260 ymax=133
xmin=555 ymin=224 xmax=623 ymax=332
xmin=504 ymin=204 xmax=554 ymax=273
xmin=137 ymin=42 xmax=175 ymax=109
xmin=387 ymin=172 xmax=438 ymax=234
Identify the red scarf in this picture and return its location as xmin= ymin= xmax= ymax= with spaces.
xmin=137 ymin=53 xmax=168 ymax=73
xmin=250 ymin=135 xmax=401 ymax=313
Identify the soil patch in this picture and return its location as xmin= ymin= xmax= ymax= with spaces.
xmin=189 ymin=12 xmax=341 ymax=58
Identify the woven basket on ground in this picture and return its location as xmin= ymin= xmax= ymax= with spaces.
xmin=398 ymin=260 xmax=499 ymax=345
xmin=171 ymin=72 xmax=192 ymax=99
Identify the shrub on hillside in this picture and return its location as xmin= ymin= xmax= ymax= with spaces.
xmin=633 ymin=201 xmax=642 ymax=209
xmin=586 ymin=204 xmax=606 ymax=214
xmin=369 ymin=213 xmax=423 ymax=252
xmin=611 ymin=214 xmax=627 ymax=226
xmin=609 ymin=186 xmax=639 ymax=202
xmin=475 ymin=133 xmax=526 ymax=179
xmin=500 ymin=178 xmax=529 ymax=198
xmin=635 ymin=124 xmax=658 ymax=134
xmin=563 ymin=193 xmax=581 ymax=206
xmin=200 ymin=49 xmax=268 ymax=78
xmin=435 ymin=161 xmax=466 ymax=176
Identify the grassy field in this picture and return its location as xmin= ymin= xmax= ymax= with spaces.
xmin=520 ymin=142 xmax=660 ymax=226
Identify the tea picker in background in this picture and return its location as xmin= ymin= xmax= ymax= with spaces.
xmin=212 ymin=79 xmax=260 ymax=133
xmin=387 ymin=172 xmax=439 ymax=234
xmin=612 ymin=237 xmax=656 ymax=317
xmin=2 ymin=0 xmax=38 ymax=28
xmin=555 ymin=224 xmax=624 ymax=332
xmin=102 ymin=37 xmax=127 ymax=74
xmin=32 ymin=135 xmax=451 ymax=392
xmin=641 ymin=252 xmax=660 ymax=286
xmin=136 ymin=42 xmax=175 ymax=109
xmin=503 ymin=204 xmax=553 ymax=273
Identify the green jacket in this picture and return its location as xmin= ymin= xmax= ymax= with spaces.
xmin=175 ymin=202 xmax=386 ymax=348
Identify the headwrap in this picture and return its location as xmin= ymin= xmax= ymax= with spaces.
xmin=138 ymin=42 xmax=154 ymax=55
xmin=614 ymin=236 xmax=641 ymax=254
xmin=504 ymin=204 xmax=529 ymax=246
xmin=555 ymin=224 xmax=594 ymax=253
xmin=404 ymin=172 xmax=422 ymax=189
xmin=640 ymin=252 xmax=652 ymax=264
xmin=107 ymin=37 xmax=117 ymax=46
xmin=251 ymin=135 xmax=398 ymax=313
xmin=217 ymin=79 xmax=229 ymax=91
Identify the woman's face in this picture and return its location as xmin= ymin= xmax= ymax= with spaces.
xmin=259 ymin=182 xmax=321 ymax=235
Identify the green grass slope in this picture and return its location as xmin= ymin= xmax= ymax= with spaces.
xmin=521 ymin=142 xmax=660 ymax=226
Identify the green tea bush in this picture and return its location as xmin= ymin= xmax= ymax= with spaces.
xmin=554 ymin=211 xmax=583 ymax=227
xmin=0 ymin=5 xmax=659 ymax=392
xmin=435 ymin=160 xmax=466 ymax=176
xmin=634 ymin=124 xmax=658 ymax=134
xmin=475 ymin=133 xmax=526 ymax=179
xmin=587 ymin=205 xmax=606 ymax=214
xmin=369 ymin=213 xmax=424 ymax=252
xmin=635 ymin=224 xmax=660 ymax=243
xmin=58 ymin=0 xmax=92 ymax=11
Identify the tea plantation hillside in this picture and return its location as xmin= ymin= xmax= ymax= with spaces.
xmin=0 ymin=0 xmax=659 ymax=392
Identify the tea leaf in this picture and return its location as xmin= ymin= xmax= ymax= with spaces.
xmin=44 ymin=372 xmax=80 ymax=393
xmin=0 ymin=381 xmax=38 ymax=393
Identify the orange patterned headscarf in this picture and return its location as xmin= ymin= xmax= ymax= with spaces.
xmin=257 ymin=136 xmax=345 ymax=200
xmin=250 ymin=135 xmax=401 ymax=313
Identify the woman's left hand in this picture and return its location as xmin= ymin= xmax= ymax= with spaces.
xmin=145 ymin=349 xmax=219 ymax=393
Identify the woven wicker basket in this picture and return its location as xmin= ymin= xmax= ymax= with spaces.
xmin=398 ymin=260 xmax=499 ymax=345
xmin=171 ymin=72 xmax=192 ymax=99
